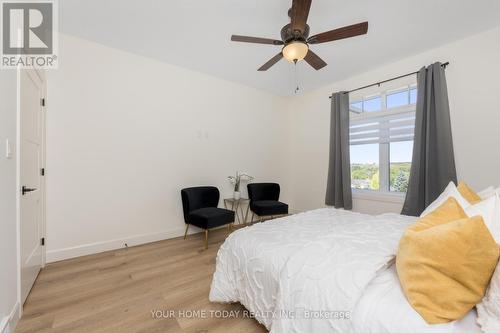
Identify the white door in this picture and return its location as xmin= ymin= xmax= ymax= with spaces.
xmin=20 ymin=69 xmax=45 ymax=304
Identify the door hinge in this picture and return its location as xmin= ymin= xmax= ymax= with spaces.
xmin=41 ymin=237 xmax=45 ymax=246
xmin=41 ymin=98 xmax=46 ymax=107
xmin=41 ymin=168 xmax=45 ymax=176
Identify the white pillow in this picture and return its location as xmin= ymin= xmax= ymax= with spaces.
xmin=479 ymin=186 xmax=497 ymax=200
xmin=489 ymin=197 xmax=500 ymax=244
xmin=465 ymin=196 xmax=500 ymax=244
xmin=420 ymin=181 xmax=471 ymax=217
xmin=477 ymin=263 xmax=500 ymax=333
xmin=475 ymin=196 xmax=500 ymax=333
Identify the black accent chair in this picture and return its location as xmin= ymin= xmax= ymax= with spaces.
xmin=247 ymin=183 xmax=288 ymax=222
xmin=181 ymin=186 xmax=235 ymax=249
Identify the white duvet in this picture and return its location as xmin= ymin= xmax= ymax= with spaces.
xmin=209 ymin=208 xmax=480 ymax=332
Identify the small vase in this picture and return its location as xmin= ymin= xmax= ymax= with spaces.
xmin=233 ymin=191 xmax=241 ymax=200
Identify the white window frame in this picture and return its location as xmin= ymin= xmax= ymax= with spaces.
xmin=349 ymin=85 xmax=416 ymax=200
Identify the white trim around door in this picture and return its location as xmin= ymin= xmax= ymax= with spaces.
xmin=17 ymin=67 xmax=47 ymax=308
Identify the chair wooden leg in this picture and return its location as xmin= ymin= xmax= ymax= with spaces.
xmin=250 ymin=212 xmax=255 ymax=223
xmin=205 ymin=230 xmax=209 ymax=249
xmin=184 ymin=224 xmax=189 ymax=239
xmin=244 ymin=204 xmax=250 ymax=224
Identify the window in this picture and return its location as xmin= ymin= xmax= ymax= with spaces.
xmin=410 ymin=88 xmax=417 ymax=104
xmin=386 ymin=90 xmax=408 ymax=109
xmin=351 ymin=144 xmax=379 ymax=190
xmin=349 ymin=95 xmax=382 ymax=113
xmin=350 ymin=101 xmax=363 ymax=113
xmin=390 ymin=141 xmax=412 ymax=192
xmin=349 ymin=85 xmax=416 ymax=193
xmin=363 ymin=96 xmax=382 ymax=112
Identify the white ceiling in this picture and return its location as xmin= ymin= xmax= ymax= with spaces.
xmin=59 ymin=0 xmax=500 ymax=96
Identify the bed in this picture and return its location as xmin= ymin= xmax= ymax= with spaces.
xmin=209 ymin=208 xmax=481 ymax=333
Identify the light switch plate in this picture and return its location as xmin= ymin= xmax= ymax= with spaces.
xmin=5 ymin=139 xmax=12 ymax=159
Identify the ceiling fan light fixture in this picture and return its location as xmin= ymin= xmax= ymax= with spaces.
xmin=230 ymin=0 xmax=369 ymax=71
xmin=282 ymin=41 xmax=309 ymax=63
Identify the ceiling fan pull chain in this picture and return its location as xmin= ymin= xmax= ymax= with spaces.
xmin=294 ymin=61 xmax=300 ymax=94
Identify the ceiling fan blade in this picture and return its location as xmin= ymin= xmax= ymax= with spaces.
xmin=231 ymin=35 xmax=284 ymax=45
xmin=307 ymin=22 xmax=368 ymax=44
xmin=290 ymin=0 xmax=312 ymax=35
xmin=304 ymin=49 xmax=327 ymax=70
xmin=258 ymin=53 xmax=283 ymax=71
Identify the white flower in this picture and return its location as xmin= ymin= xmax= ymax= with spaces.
xmin=227 ymin=171 xmax=254 ymax=191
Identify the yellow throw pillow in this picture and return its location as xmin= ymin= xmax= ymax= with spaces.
xmin=396 ymin=198 xmax=500 ymax=324
xmin=457 ymin=182 xmax=482 ymax=204
xmin=412 ymin=196 xmax=468 ymax=231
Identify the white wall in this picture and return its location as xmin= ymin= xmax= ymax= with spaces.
xmin=289 ymin=26 xmax=500 ymax=214
xmin=45 ymin=34 xmax=292 ymax=262
xmin=0 ymin=70 xmax=20 ymax=332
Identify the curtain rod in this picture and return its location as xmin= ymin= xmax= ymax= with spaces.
xmin=329 ymin=62 xmax=450 ymax=98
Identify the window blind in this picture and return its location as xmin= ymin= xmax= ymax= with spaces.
xmin=350 ymin=111 xmax=415 ymax=145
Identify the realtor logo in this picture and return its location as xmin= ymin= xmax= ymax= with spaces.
xmin=1 ymin=0 xmax=58 ymax=68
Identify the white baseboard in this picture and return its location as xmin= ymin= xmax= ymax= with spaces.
xmin=289 ymin=208 xmax=304 ymax=214
xmin=1 ymin=302 xmax=20 ymax=333
xmin=46 ymin=227 xmax=188 ymax=263
xmin=45 ymin=209 xmax=305 ymax=264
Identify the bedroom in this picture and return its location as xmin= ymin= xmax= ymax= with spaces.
xmin=1 ymin=0 xmax=500 ymax=332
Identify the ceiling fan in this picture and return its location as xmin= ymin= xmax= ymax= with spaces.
xmin=231 ymin=0 xmax=368 ymax=71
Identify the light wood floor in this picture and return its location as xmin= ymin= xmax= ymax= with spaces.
xmin=16 ymin=227 xmax=267 ymax=333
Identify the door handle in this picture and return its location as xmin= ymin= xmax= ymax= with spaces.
xmin=22 ymin=186 xmax=37 ymax=195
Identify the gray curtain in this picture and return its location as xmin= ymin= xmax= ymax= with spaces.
xmin=325 ymin=92 xmax=352 ymax=209
xmin=402 ymin=62 xmax=457 ymax=216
